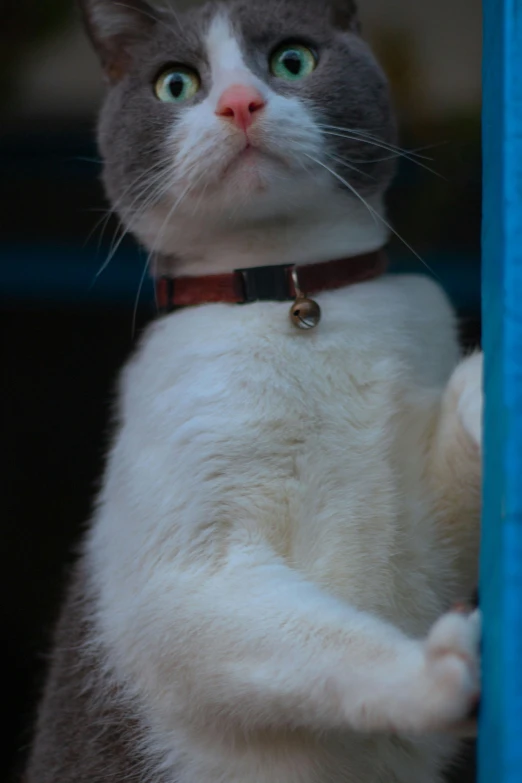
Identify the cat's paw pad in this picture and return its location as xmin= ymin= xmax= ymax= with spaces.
xmin=419 ymin=609 xmax=481 ymax=731
xmin=452 ymin=353 xmax=483 ymax=449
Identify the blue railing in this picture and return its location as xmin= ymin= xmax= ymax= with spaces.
xmin=480 ymin=0 xmax=522 ymax=781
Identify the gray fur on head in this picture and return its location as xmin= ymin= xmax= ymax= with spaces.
xmin=79 ymin=0 xmax=395 ymax=264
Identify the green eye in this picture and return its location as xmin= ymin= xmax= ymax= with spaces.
xmin=155 ymin=66 xmax=201 ymax=103
xmin=270 ymin=42 xmax=318 ymax=81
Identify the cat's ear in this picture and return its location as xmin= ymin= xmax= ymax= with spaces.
xmin=328 ymin=0 xmax=361 ymax=32
xmin=78 ymin=0 xmax=159 ymax=81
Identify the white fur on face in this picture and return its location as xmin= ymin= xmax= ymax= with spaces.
xmin=170 ymin=13 xmax=324 ymax=202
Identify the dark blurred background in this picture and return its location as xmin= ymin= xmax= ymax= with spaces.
xmin=1 ymin=1 xmax=481 ymax=779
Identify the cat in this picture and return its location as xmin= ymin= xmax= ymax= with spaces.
xmin=24 ymin=1 xmax=483 ymax=782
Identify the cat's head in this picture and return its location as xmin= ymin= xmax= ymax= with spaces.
xmin=80 ymin=0 xmax=396 ymax=267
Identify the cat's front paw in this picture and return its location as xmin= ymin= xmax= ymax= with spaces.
xmin=415 ymin=609 xmax=481 ymax=733
xmin=452 ymin=352 xmax=483 ymax=449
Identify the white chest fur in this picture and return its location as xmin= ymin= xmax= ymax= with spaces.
xmin=87 ymin=274 xmax=479 ymax=783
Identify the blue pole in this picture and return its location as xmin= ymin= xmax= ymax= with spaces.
xmin=480 ymin=1 xmax=522 ymax=781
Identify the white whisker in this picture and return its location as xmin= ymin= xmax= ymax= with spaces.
xmin=303 ymin=152 xmax=438 ymax=278
xmin=318 ymin=125 xmax=433 ymax=161
xmin=349 ymin=140 xmax=447 ymax=165
xmin=323 ymin=151 xmax=376 ymax=181
xmin=70 ymin=156 xmax=103 ymax=165
xmin=111 ymin=160 xmax=169 ymax=213
xmin=318 ymin=128 xmax=445 ymax=179
xmin=93 ymin=164 xmax=173 ymax=282
xmin=132 ymin=167 xmax=209 ymax=334
xmin=131 ymin=251 xmax=153 ymax=339
xmin=83 ymin=210 xmax=114 ymax=252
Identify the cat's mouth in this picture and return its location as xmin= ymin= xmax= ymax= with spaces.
xmin=221 ymin=141 xmax=286 ymax=180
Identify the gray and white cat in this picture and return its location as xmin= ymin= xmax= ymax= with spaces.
xmin=25 ymin=1 xmax=483 ymax=782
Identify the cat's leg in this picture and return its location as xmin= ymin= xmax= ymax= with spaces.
xmin=427 ymin=352 xmax=483 ymax=592
xmin=97 ymin=550 xmax=480 ymax=739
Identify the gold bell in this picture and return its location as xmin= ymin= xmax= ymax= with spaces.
xmin=290 ymin=297 xmax=321 ymax=330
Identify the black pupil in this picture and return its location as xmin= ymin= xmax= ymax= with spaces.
xmin=168 ymin=74 xmax=185 ymax=98
xmin=283 ymin=51 xmax=302 ymax=75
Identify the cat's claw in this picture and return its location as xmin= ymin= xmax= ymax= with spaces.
xmin=415 ymin=609 xmax=481 ymax=733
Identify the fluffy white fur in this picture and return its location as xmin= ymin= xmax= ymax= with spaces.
xmin=86 ymin=13 xmax=482 ymax=783
xmin=86 ymin=275 xmax=482 ymax=782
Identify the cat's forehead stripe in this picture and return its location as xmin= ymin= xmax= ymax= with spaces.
xmin=205 ymin=13 xmax=248 ymax=76
xmin=204 ymin=12 xmax=268 ymax=100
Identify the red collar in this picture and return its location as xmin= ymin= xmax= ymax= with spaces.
xmin=156 ymin=249 xmax=387 ymax=312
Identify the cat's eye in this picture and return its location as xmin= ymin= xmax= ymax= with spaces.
xmin=154 ymin=66 xmax=201 ymax=103
xmin=270 ymin=42 xmax=318 ymax=81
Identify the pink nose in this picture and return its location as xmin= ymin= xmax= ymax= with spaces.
xmin=215 ymin=85 xmax=266 ymax=131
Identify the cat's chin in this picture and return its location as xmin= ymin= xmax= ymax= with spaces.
xmin=219 ymin=145 xmax=286 ymax=193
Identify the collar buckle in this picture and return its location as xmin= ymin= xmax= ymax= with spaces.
xmin=237 ymin=264 xmax=293 ymax=303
